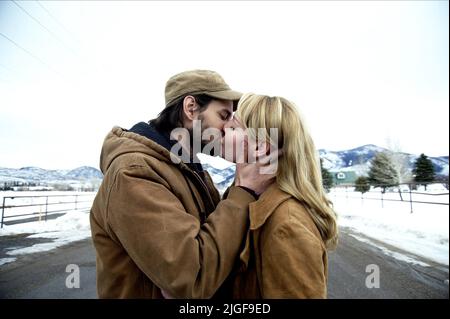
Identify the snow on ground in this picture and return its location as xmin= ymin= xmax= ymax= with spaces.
xmin=0 ymin=210 xmax=91 ymax=256
xmin=330 ymin=184 xmax=449 ymax=266
xmin=0 ymin=191 xmax=95 ymax=223
xmin=348 ymin=233 xmax=430 ymax=267
xmin=0 ymin=210 xmax=91 ymax=268
xmin=0 ymin=190 xmax=96 ymax=201
xmin=0 ymin=257 xmax=16 ymax=266
xmin=0 ymin=191 xmax=95 ymax=266
xmin=1 ymin=185 xmax=448 ymax=269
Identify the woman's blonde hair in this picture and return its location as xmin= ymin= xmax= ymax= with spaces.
xmin=236 ymin=93 xmax=338 ymax=249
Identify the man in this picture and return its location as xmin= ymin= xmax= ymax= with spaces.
xmin=90 ymin=70 xmax=275 ymax=298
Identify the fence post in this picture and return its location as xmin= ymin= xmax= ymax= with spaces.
xmin=45 ymin=196 xmax=49 ymax=221
xmin=381 ymin=189 xmax=384 ymax=208
xmin=409 ymin=184 xmax=413 ymax=214
xmin=1 ymin=197 xmax=5 ymax=228
xmin=345 ymin=186 xmax=348 ymax=203
xmin=75 ymin=195 xmax=78 ymax=210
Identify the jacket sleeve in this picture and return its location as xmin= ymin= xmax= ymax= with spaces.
xmin=259 ymin=217 xmax=327 ymax=298
xmin=106 ymin=165 xmax=254 ymax=298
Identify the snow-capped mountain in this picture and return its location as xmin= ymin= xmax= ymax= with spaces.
xmin=319 ymin=145 xmax=384 ymax=170
xmin=319 ymin=144 xmax=449 ymax=176
xmin=199 ymin=145 xmax=448 ymax=192
xmin=64 ymin=166 xmax=104 ymax=180
xmin=0 ymin=166 xmax=103 ymax=183
xmin=197 ymin=153 xmax=236 ymax=194
xmin=201 ymin=162 xmax=235 ymax=194
xmin=1 ymin=145 xmax=447 ymax=188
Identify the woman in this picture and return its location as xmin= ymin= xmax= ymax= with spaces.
xmin=220 ymin=93 xmax=338 ymax=298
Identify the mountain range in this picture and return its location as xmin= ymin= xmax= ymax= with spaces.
xmin=0 ymin=166 xmax=103 ymax=184
xmin=319 ymin=144 xmax=448 ymax=176
xmin=202 ymin=144 xmax=448 ymax=193
xmin=0 ymin=145 xmax=447 ymax=188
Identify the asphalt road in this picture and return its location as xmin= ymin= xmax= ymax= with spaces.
xmin=0 ymin=238 xmax=97 ymax=298
xmin=0 ymin=227 xmax=448 ymax=299
xmin=328 ymin=227 xmax=448 ymax=298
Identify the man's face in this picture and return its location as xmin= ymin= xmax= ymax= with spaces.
xmin=195 ymin=99 xmax=234 ymax=147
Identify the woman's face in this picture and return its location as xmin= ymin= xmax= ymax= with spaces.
xmin=221 ymin=115 xmax=248 ymax=163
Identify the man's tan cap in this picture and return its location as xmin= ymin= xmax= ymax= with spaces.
xmin=165 ymin=70 xmax=242 ymax=110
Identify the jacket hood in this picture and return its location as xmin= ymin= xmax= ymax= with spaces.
xmin=99 ymin=124 xmax=182 ymax=174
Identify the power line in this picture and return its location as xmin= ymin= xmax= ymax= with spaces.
xmin=35 ymin=0 xmax=79 ymax=43
xmin=0 ymin=61 xmax=31 ymax=81
xmin=13 ymin=0 xmax=92 ymax=73
xmin=0 ymin=63 xmax=19 ymax=85
xmin=0 ymin=63 xmax=14 ymax=74
xmin=0 ymin=32 xmax=62 ymax=78
xmin=11 ymin=0 xmax=78 ymax=57
xmin=4 ymin=1 xmax=93 ymax=82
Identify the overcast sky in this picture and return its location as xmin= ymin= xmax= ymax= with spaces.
xmin=0 ymin=1 xmax=448 ymax=170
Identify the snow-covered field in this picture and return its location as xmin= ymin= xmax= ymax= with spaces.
xmin=0 ymin=191 xmax=95 ymax=267
xmin=330 ymin=184 xmax=449 ymax=266
xmin=0 ymin=210 xmax=91 ymax=266
xmin=0 ymin=191 xmax=96 ymax=224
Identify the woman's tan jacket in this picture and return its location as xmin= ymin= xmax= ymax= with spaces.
xmin=230 ymin=183 xmax=328 ymax=298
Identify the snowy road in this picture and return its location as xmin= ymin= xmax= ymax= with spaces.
xmin=0 ymin=228 xmax=448 ymax=299
xmin=328 ymin=227 xmax=448 ymax=298
xmin=0 ymin=237 xmax=96 ymax=298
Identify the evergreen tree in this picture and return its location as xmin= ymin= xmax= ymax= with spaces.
xmin=320 ymin=158 xmax=334 ymax=192
xmin=355 ymin=176 xmax=370 ymax=194
xmin=413 ymin=153 xmax=435 ymax=190
xmin=368 ymin=151 xmax=398 ymax=193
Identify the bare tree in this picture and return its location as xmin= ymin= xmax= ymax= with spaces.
xmin=368 ymin=152 xmax=398 ymax=193
xmin=385 ymin=139 xmax=413 ymax=200
xmin=435 ymin=175 xmax=449 ymax=191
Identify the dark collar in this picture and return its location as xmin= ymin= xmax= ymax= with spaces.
xmin=128 ymin=122 xmax=204 ymax=174
xmin=128 ymin=122 xmax=174 ymax=151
